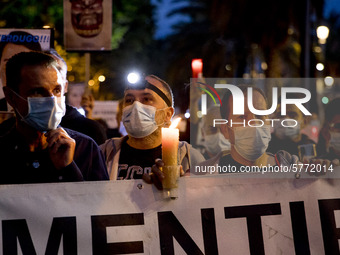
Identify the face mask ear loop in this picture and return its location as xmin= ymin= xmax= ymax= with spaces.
xmin=8 ymin=88 xmax=27 ymax=103
xmin=155 ymin=107 xmax=172 ymax=128
xmin=158 ymin=120 xmax=171 ymax=128
xmin=8 ymin=88 xmax=29 ymax=120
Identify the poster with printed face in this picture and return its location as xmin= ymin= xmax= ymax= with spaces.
xmin=0 ymin=28 xmax=53 ymax=51
xmin=0 ymin=28 xmax=53 ymax=100
xmin=64 ymin=0 xmax=112 ymax=51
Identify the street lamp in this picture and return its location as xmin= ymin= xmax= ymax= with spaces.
xmin=316 ymin=25 xmax=329 ymax=44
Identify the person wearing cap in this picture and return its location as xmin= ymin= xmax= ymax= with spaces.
xmin=0 ymin=51 xmax=108 ymax=184
xmin=100 ymin=75 xmax=204 ymax=188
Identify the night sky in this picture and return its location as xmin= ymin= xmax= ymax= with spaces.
xmin=153 ymin=0 xmax=340 ymax=39
xmin=152 ymin=0 xmax=190 ymax=39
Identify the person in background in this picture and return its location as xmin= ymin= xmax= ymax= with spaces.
xmin=105 ymin=98 xmax=126 ymax=138
xmin=196 ymin=86 xmax=339 ymax=176
xmin=301 ymin=113 xmax=320 ymax=143
xmin=47 ymin=49 xmax=107 ymax=145
xmin=80 ymin=89 xmax=116 ymax=138
xmin=0 ymin=51 xmax=108 ymax=184
xmin=219 ymin=86 xmax=300 ymax=169
xmin=267 ymin=103 xmax=315 ymax=158
xmin=317 ymin=98 xmax=340 ymax=162
xmin=100 ymin=75 xmax=204 ymax=187
xmin=200 ymin=105 xmax=230 ymax=159
xmin=81 ymin=91 xmax=95 ymax=119
xmin=0 ymin=31 xmax=42 ymax=111
xmin=66 ymin=82 xmax=86 ymax=116
xmin=196 ymin=86 xmax=300 ymax=173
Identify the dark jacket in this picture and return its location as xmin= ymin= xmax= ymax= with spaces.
xmin=0 ymin=127 xmax=109 ymax=184
xmin=60 ymin=105 xmax=107 ymax=145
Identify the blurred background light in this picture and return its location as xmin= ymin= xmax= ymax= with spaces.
xmin=316 ymin=63 xmax=324 ymax=71
xmin=324 ymin=76 xmax=334 ymax=86
xmin=322 ymin=96 xmax=329 ymax=104
xmin=317 ymin=25 xmax=330 ymax=44
xmin=88 ymin=80 xmax=95 ymax=86
xmin=98 ymin=75 xmax=106 ymax=82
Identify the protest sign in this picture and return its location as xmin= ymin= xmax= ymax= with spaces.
xmin=1 ymin=176 xmax=340 ymax=254
xmin=64 ymin=0 xmax=112 ymax=51
xmin=0 ymin=28 xmax=53 ymax=51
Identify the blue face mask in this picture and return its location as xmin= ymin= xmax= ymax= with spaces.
xmin=14 ymin=93 xmax=66 ymax=132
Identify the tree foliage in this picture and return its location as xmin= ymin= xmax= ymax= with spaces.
xmin=161 ymin=0 xmax=325 ymax=111
xmin=0 ymin=0 xmax=157 ymax=100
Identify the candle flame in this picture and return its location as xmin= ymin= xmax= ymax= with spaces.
xmin=169 ymin=117 xmax=182 ymax=129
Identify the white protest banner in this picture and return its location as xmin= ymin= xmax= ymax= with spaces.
xmin=64 ymin=0 xmax=112 ymax=51
xmin=92 ymin=100 xmax=118 ymax=128
xmin=0 ymin=176 xmax=340 ymax=254
xmin=0 ymin=28 xmax=53 ymax=51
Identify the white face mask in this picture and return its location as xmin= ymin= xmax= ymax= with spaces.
xmin=274 ymin=120 xmax=300 ymax=140
xmin=119 ymin=120 xmax=128 ymax=136
xmin=329 ymin=131 xmax=340 ymax=153
xmin=122 ymin=101 xmax=165 ymax=138
xmin=204 ymin=132 xmax=231 ymax=155
xmin=233 ymin=125 xmax=271 ymax=161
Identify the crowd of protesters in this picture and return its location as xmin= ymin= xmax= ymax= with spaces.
xmin=0 ymin=31 xmax=339 ymax=187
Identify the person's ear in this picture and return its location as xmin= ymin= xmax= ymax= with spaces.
xmin=3 ymin=86 xmax=14 ymax=108
xmin=63 ymin=80 xmax=69 ymax=94
xmin=165 ymin=107 xmax=174 ymax=122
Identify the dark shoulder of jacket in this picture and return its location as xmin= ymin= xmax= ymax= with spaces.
xmin=63 ymin=127 xmax=96 ymax=145
xmin=0 ymin=117 xmax=15 ymax=137
xmin=61 ymin=106 xmax=106 ymax=143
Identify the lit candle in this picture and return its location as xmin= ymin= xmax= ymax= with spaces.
xmin=161 ymin=127 xmax=179 ymax=166
xmin=191 ymin=59 xmax=203 ymax=78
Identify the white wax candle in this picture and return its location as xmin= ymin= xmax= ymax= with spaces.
xmin=161 ymin=127 xmax=179 ymax=166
